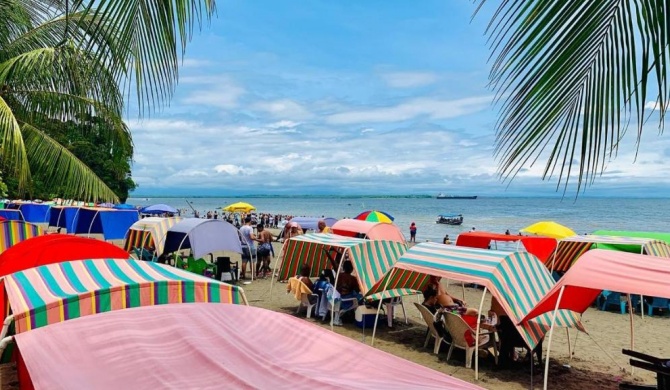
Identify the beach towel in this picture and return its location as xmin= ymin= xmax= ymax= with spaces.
xmin=287 ymin=277 xmax=313 ymax=301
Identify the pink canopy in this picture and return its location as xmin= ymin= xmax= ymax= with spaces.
xmin=331 ymin=219 xmax=406 ymax=243
xmin=523 ymin=249 xmax=670 ymax=322
xmin=14 ymin=304 xmax=480 ymax=390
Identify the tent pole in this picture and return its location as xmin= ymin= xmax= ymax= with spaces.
xmin=0 ymin=315 xmax=14 ymax=340
xmin=569 ymin=330 xmax=579 ymax=362
xmin=475 ymin=286 xmax=488 ymax=381
xmin=372 ymin=269 xmax=396 ymax=347
xmin=330 ymin=252 xmax=346 ymax=330
xmin=175 ymin=234 xmax=189 ymax=268
xmin=628 ymin=293 xmax=635 ymax=375
xmin=639 ymin=247 xmax=645 ymax=320
xmin=543 ymin=285 xmax=565 ymax=390
xmin=87 ymin=210 xmax=100 ymax=239
xmin=566 ymin=328 xmax=571 ymax=360
xmin=268 ymin=243 xmax=285 ymax=301
xmin=550 ymin=239 xmax=558 ymax=273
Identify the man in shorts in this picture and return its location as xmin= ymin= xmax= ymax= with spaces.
xmin=239 ymin=216 xmax=256 ymax=279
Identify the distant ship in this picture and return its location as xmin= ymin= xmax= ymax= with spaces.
xmin=436 ymin=193 xmax=477 ymax=200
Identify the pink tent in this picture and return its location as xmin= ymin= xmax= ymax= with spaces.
xmin=331 ymin=219 xmax=406 ymax=243
xmin=14 ymin=304 xmax=481 ymax=390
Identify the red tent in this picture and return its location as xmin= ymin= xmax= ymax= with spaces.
xmin=455 ymin=231 xmax=557 ymax=263
xmin=331 ymin=219 xmax=406 ymax=243
xmin=0 ymin=234 xmax=129 ymax=277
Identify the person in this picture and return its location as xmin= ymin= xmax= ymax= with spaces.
xmin=239 ymin=216 xmax=256 ymax=279
xmin=427 ymin=275 xmax=479 ymax=316
xmin=255 ymin=224 xmax=273 ymax=278
xmin=336 ymin=261 xmax=359 ymax=296
xmin=505 ymin=229 xmax=510 ymax=235
xmin=422 ymin=285 xmax=440 ymax=314
xmin=317 ymin=220 xmax=331 ymax=234
xmin=296 ymin=264 xmax=314 ymax=290
xmin=443 ymin=234 xmax=451 ymax=245
xmin=471 ymin=227 xmax=476 ymax=232
xmin=409 ymin=222 xmax=417 ymax=243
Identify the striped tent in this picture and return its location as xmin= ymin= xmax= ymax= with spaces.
xmin=366 ymin=243 xmax=584 ymax=349
xmin=551 ymin=235 xmax=670 ymax=272
xmin=0 ymin=221 xmax=43 ymax=253
xmin=277 ymin=233 xmax=408 ymax=297
xmin=4 ymin=258 xmax=247 ymax=334
xmin=123 ymin=217 xmax=182 ymax=256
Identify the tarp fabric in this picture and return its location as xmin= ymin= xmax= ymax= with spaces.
xmin=4 ymin=258 xmax=246 ymax=333
xmin=0 ymin=235 xmax=129 ymax=277
xmin=0 ymin=210 xmax=23 ymax=221
xmin=17 ymin=204 xmax=51 ymax=224
xmin=591 ymin=230 xmax=670 ymax=254
xmin=288 ymin=217 xmax=338 ymax=231
xmin=123 ymin=217 xmax=182 ymax=256
xmin=278 ymin=233 xmax=408 ymax=297
xmin=141 ymin=204 xmax=177 ymax=214
xmin=331 ymin=219 xmax=406 ymax=243
xmin=14 ymin=304 xmax=481 ymax=390
xmin=456 ymin=231 xmax=557 ymax=263
xmin=523 ymin=249 xmax=670 ymax=322
xmin=47 ymin=207 xmax=80 ymax=232
xmin=71 ymin=208 xmax=139 ymax=240
xmin=0 ymin=221 xmax=43 ymax=253
xmin=366 ymin=243 xmax=584 ymax=349
xmin=163 ymin=219 xmax=242 ymax=258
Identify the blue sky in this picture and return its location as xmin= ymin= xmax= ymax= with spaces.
xmin=128 ymin=0 xmax=670 ymax=197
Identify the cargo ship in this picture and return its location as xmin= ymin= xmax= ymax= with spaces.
xmin=436 ymin=193 xmax=477 ymax=199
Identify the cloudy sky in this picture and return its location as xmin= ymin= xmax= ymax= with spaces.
xmin=128 ymin=0 xmax=670 ymax=197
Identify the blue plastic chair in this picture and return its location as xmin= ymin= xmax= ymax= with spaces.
xmin=646 ymin=297 xmax=670 ymax=316
xmin=599 ymin=291 xmax=625 ymax=314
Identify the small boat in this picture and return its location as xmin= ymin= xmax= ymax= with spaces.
xmin=436 ymin=214 xmax=464 ymax=225
xmin=437 ymin=193 xmax=477 ymax=199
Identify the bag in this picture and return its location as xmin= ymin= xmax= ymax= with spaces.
xmin=257 ymin=242 xmax=272 ymax=257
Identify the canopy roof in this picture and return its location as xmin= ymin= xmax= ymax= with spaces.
xmin=0 ymin=209 xmax=23 ymax=221
xmin=456 ymin=231 xmax=557 ymax=263
xmin=0 ymin=220 xmax=43 ymax=253
xmin=71 ymin=208 xmax=140 ymax=240
xmin=4 ymin=258 xmax=246 ymax=334
xmin=163 ymin=218 xmax=242 ymax=258
xmin=523 ymin=249 xmax=670 ymax=322
xmin=278 ymin=233 xmax=408 ymax=297
xmin=438 ymin=214 xmax=462 ymax=218
xmin=288 ymin=217 xmax=338 ymax=231
xmin=366 ymin=243 xmax=584 ymax=349
xmin=17 ymin=204 xmax=51 ymax=223
xmin=0 ymin=235 xmax=129 ymax=277
xmin=520 ymin=221 xmax=576 ymax=239
xmin=123 ymin=217 xmax=182 ymax=256
xmin=591 ymin=230 xmax=670 ymax=253
xmin=552 ymin=235 xmax=670 ymax=272
xmin=331 ymin=219 xmax=406 ymax=243
xmin=141 ymin=204 xmax=177 ymax=214
xmin=15 ymin=304 xmax=481 ymax=390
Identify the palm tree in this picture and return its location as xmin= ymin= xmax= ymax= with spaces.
xmin=481 ymin=1 xmax=668 ymax=192
xmin=0 ymin=0 xmax=215 ymax=202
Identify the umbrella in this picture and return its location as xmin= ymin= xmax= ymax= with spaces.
xmin=354 ymin=210 xmax=394 ymax=223
xmin=98 ymin=203 xmax=115 ymax=208
xmin=114 ymin=204 xmax=136 ymax=210
xmin=520 ymin=221 xmax=576 ymax=239
xmin=222 ymin=202 xmax=256 ymax=213
xmin=141 ymin=204 xmax=177 ymax=214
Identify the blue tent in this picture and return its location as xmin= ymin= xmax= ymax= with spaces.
xmin=288 ymin=217 xmax=338 ymax=231
xmin=72 ymin=208 xmax=140 ymax=240
xmin=48 ymin=207 xmax=81 ymax=232
xmin=0 ymin=210 xmax=23 ymax=221
xmin=114 ymin=204 xmax=136 ymax=210
xmin=19 ymin=204 xmax=52 ymax=223
xmin=141 ymin=204 xmax=177 ymax=214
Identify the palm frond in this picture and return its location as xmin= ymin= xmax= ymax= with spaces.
xmin=480 ymin=0 xmax=670 ymax=192
xmin=0 ymin=95 xmax=30 ymax=190
xmin=21 ymin=122 xmax=119 ymax=202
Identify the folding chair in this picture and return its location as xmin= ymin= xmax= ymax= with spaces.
xmin=414 ymin=303 xmax=449 ymax=354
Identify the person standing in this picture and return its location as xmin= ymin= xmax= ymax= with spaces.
xmin=239 ymin=216 xmax=256 ymax=279
xmin=409 ymin=222 xmax=417 ymax=243
xmin=443 ymin=234 xmax=451 ymax=245
xmin=255 ymin=224 xmax=273 ymax=278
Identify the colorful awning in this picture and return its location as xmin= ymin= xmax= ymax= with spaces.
xmin=366 ymin=243 xmax=584 ymax=349
xmin=4 ymin=258 xmax=246 ymax=333
xmin=0 ymin=221 xmax=43 ymax=253
xmin=123 ymin=217 xmax=182 ymax=256
xmin=456 ymin=231 xmax=557 ymax=263
xmin=278 ymin=233 xmax=407 ymax=297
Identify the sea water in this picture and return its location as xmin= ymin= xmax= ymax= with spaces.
xmin=127 ymin=196 xmax=669 ymax=243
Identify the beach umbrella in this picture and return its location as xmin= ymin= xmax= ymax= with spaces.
xmin=222 ymin=202 xmax=256 ymax=213
xmin=114 ymin=203 xmax=137 ymax=210
xmin=520 ymin=221 xmax=576 ymax=239
xmin=141 ymin=204 xmax=177 ymax=214
xmin=98 ymin=202 xmax=115 ymax=208
xmin=354 ymin=210 xmax=394 ymax=223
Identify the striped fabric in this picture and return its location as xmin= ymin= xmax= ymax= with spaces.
xmin=0 ymin=221 xmax=43 ymax=253
xmin=277 ymin=233 xmax=407 ymax=296
xmin=366 ymin=243 xmax=584 ymax=349
xmin=552 ymin=235 xmax=670 ymax=272
xmin=123 ymin=217 xmax=182 ymax=256
xmin=4 ymin=258 xmax=246 ymax=333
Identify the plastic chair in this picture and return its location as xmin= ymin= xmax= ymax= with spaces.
xmin=331 ymin=296 xmax=359 ymax=325
xmin=646 ymin=297 xmax=670 ymax=317
xmin=287 ymin=277 xmax=319 ymax=319
xmin=385 ymin=297 xmax=408 ymax=327
xmin=599 ymin=291 xmax=625 ymax=314
xmin=414 ymin=303 xmax=449 ymax=354
xmin=443 ymin=312 xmax=498 ymax=368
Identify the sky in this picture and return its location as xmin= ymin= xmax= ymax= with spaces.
xmin=127 ymin=0 xmax=670 ymax=197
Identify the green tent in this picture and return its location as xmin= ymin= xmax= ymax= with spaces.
xmin=592 ymin=230 xmax=670 ymax=253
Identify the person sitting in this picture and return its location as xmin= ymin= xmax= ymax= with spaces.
xmin=422 ymin=285 xmax=440 ymax=314
xmin=426 ymin=275 xmax=478 ymax=316
xmin=317 ymin=220 xmax=331 ymax=234
xmin=297 ymin=264 xmax=314 ymax=291
xmin=336 ymin=261 xmax=359 ymax=296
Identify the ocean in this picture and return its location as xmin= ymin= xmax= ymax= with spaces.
xmin=127 ymin=196 xmax=669 ymax=243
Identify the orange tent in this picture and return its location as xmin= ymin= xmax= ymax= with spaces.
xmin=331 ymin=219 xmax=406 ymax=244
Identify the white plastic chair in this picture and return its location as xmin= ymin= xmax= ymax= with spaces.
xmin=385 ymin=297 xmax=408 ymax=327
xmin=287 ymin=278 xmax=319 ymax=319
xmin=414 ymin=303 xmax=449 ymax=354
xmin=443 ymin=312 xmax=498 ymax=368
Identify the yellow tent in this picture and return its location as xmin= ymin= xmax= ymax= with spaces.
xmin=520 ymin=221 xmax=576 ymax=239
xmin=222 ymin=202 xmax=256 ymax=213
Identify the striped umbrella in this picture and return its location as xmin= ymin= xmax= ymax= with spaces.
xmin=354 ymin=210 xmax=394 ymax=223
xmin=4 ymin=258 xmax=247 ymax=333
xmin=0 ymin=220 xmax=43 ymax=253
xmin=366 ymin=243 xmax=584 ymax=350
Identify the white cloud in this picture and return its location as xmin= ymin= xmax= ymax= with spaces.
xmin=268 ymin=120 xmax=301 ymax=129
xmin=361 ymin=128 xmax=375 ymax=133
xmin=181 ymin=58 xmax=213 ymax=68
xmin=214 ymin=164 xmax=246 ymax=175
xmin=252 ymin=99 xmax=312 ymax=119
xmin=382 ymin=71 xmax=438 ymax=88
xmin=326 ymin=96 xmax=493 ymax=124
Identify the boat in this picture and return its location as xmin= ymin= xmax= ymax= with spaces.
xmin=436 ymin=193 xmax=477 ymax=199
xmin=436 ymin=214 xmax=464 ymax=225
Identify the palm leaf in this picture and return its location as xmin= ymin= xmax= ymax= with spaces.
xmin=0 ymin=95 xmax=30 ymax=190
xmin=480 ymin=0 xmax=669 ymax=192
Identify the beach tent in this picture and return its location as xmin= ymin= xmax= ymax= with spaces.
xmin=521 ymin=249 xmax=670 ymax=389
xmin=331 ymin=219 xmax=406 ymax=243
xmin=520 ymin=221 xmax=576 ymax=239
xmin=367 ymin=243 xmax=584 ymax=378
xmin=68 ymin=207 xmax=140 ymax=240
xmin=0 ymin=235 xmax=129 ymax=277
xmin=551 ymin=235 xmax=670 ymax=272
xmin=17 ymin=204 xmax=51 ymax=224
xmin=163 ymin=218 xmax=242 ymax=259
xmin=0 ymin=210 xmax=23 ymax=221
xmin=113 ymin=204 xmax=136 ymax=210
xmin=13 ymin=304 xmax=481 ymax=390
xmin=123 ymin=217 xmax=182 ymax=256
xmin=141 ymin=204 xmax=177 ymax=214
xmin=48 ymin=206 xmax=80 ymax=232
xmin=591 ymin=230 xmax=670 ymax=253
xmin=456 ymin=231 xmax=557 ymax=263
xmin=1 ymin=258 xmax=247 ymax=336
xmin=287 ymin=217 xmax=338 ymax=231
xmin=0 ymin=221 xmax=43 ymax=253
